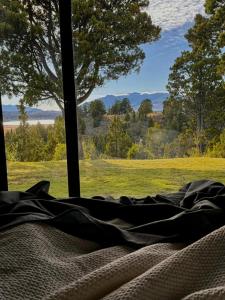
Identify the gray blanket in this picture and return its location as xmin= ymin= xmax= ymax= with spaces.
xmin=1 ymin=223 xmax=225 ymax=299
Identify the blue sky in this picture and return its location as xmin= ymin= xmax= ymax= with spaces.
xmin=3 ymin=0 xmax=205 ymax=109
xmin=91 ymin=0 xmax=205 ymax=100
xmin=91 ymin=24 xmax=192 ymax=99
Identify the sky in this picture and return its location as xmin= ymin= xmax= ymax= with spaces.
xmin=3 ymin=0 xmax=205 ymax=109
xmin=91 ymin=0 xmax=205 ymax=100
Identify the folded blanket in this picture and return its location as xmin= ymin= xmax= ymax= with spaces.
xmin=1 ymin=222 xmax=225 ymax=300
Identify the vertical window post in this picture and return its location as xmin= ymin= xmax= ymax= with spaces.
xmin=58 ymin=0 xmax=80 ymax=197
xmin=0 ymin=91 xmax=8 ymax=191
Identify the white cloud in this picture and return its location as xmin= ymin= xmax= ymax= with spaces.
xmin=147 ymin=0 xmax=205 ymax=31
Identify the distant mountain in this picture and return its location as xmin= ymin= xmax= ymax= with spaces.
xmin=2 ymin=105 xmax=61 ymax=121
xmin=89 ymin=92 xmax=169 ymax=111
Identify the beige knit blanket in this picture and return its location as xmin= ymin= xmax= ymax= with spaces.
xmin=1 ymin=223 xmax=225 ymax=300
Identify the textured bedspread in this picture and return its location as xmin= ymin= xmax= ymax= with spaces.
xmin=1 ymin=222 xmax=225 ymax=300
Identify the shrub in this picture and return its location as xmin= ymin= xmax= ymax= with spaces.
xmin=53 ymin=144 xmax=67 ymax=160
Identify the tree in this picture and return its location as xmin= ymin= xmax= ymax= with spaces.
xmin=120 ymin=98 xmax=133 ymax=114
xmin=163 ymin=97 xmax=186 ymax=132
xmin=109 ymin=98 xmax=133 ymax=115
xmin=105 ymin=116 xmax=132 ymax=158
xmin=89 ymin=99 xmax=106 ymax=127
xmin=167 ymin=14 xmax=225 ymax=153
xmin=205 ymin=0 xmax=225 ymax=77
xmin=109 ymin=101 xmax=120 ymax=115
xmin=5 ymin=125 xmax=47 ymax=161
xmin=138 ymin=99 xmax=153 ymax=120
xmin=0 ymin=0 xmax=160 ymax=113
xmin=207 ymin=128 xmax=225 ymax=157
xmin=82 ymin=137 xmax=98 ymax=159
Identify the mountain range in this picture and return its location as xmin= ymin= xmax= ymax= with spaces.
xmin=90 ymin=92 xmax=169 ymax=111
xmin=2 ymin=92 xmax=169 ymax=121
xmin=2 ymin=105 xmax=61 ymax=122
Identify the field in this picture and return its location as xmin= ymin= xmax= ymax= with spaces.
xmin=7 ymin=157 xmax=225 ymax=198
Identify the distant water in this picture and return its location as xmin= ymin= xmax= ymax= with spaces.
xmin=3 ymin=119 xmax=55 ymax=126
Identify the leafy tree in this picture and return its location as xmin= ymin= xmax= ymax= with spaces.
xmin=6 ymin=125 xmax=46 ymax=161
xmin=163 ymin=97 xmax=186 ymax=132
xmin=138 ymin=99 xmax=153 ymax=120
xmin=120 ymin=98 xmax=133 ymax=114
xmin=82 ymin=137 xmax=98 ymax=159
xmin=109 ymin=98 xmax=133 ymax=115
xmin=207 ymin=128 xmax=225 ymax=157
xmin=124 ymin=112 xmax=131 ymax=122
xmin=109 ymin=101 xmax=120 ymax=115
xmin=53 ymin=143 xmax=67 ymax=160
xmin=205 ymin=0 xmax=225 ymax=77
xmin=93 ymin=134 xmax=107 ymax=155
xmin=0 ymin=0 xmax=160 ymax=113
xmin=78 ymin=115 xmax=86 ymax=135
xmin=89 ymin=99 xmax=106 ymax=127
xmin=148 ymin=116 xmax=154 ymax=128
xmin=167 ymin=14 xmax=225 ymax=153
xmin=105 ymin=116 xmax=132 ymax=158
xmin=45 ymin=116 xmax=66 ymax=159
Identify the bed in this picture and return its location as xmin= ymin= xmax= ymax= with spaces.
xmin=0 ymin=180 xmax=225 ymax=300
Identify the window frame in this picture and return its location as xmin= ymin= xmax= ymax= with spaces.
xmin=0 ymin=1 xmax=81 ymax=196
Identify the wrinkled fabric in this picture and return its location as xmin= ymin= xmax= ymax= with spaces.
xmin=2 ymin=223 xmax=225 ymax=300
xmin=0 ymin=180 xmax=225 ymax=247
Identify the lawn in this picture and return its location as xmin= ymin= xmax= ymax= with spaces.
xmin=7 ymin=157 xmax=225 ymax=198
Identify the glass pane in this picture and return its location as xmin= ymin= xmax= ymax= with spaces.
xmin=1 ymin=0 xmax=68 ymax=197
xmin=74 ymin=1 xmax=225 ymax=198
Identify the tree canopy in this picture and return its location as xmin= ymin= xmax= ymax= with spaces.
xmin=88 ymin=99 xmax=106 ymax=127
xmin=166 ymin=13 xmax=225 ymax=153
xmin=205 ymin=0 xmax=225 ymax=77
xmin=138 ymin=99 xmax=153 ymax=120
xmin=0 ymin=0 xmax=160 ymax=112
xmin=109 ymin=98 xmax=133 ymax=115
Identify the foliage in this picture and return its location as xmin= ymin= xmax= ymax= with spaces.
xmin=138 ymin=99 xmax=153 ymax=120
xmin=6 ymin=124 xmax=46 ymax=161
xmin=5 ymin=115 xmax=66 ymax=162
xmin=127 ymin=143 xmax=152 ymax=159
xmin=163 ymin=97 xmax=186 ymax=132
xmin=105 ymin=116 xmax=132 ymax=158
xmin=109 ymin=98 xmax=133 ymax=115
xmin=145 ymin=127 xmax=178 ymax=159
xmin=88 ymin=99 xmax=106 ymax=127
xmin=167 ymin=14 xmax=225 ymax=153
xmin=82 ymin=137 xmax=98 ymax=159
xmin=53 ymin=143 xmax=67 ymax=160
xmin=205 ymin=0 xmax=225 ymax=77
xmin=0 ymin=0 xmax=160 ymax=112
xmin=163 ymin=130 xmax=195 ymax=158
xmin=207 ymin=129 xmax=225 ymax=157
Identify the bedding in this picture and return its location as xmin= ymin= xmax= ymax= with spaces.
xmin=0 ymin=180 xmax=225 ymax=247
xmin=1 ymin=222 xmax=225 ymax=299
xmin=1 ymin=180 xmax=225 ymax=299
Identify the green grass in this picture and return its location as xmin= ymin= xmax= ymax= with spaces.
xmin=7 ymin=157 xmax=225 ymax=198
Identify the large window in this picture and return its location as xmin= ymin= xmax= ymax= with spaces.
xmin=1 ymin=0 xmax=225 ymax=198
xmin=1 ymin=0 xmax=68 ymax=197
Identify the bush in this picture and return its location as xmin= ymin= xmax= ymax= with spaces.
xmin=82 ymin=138 xmax=98 ymax=159
xmin=127 ymin=143 xmax=153 ymax=159
xmin=207 ymin=129 xmax=225 ymax=158
xmin=53 ymin=144 xmax=67 ymax=160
